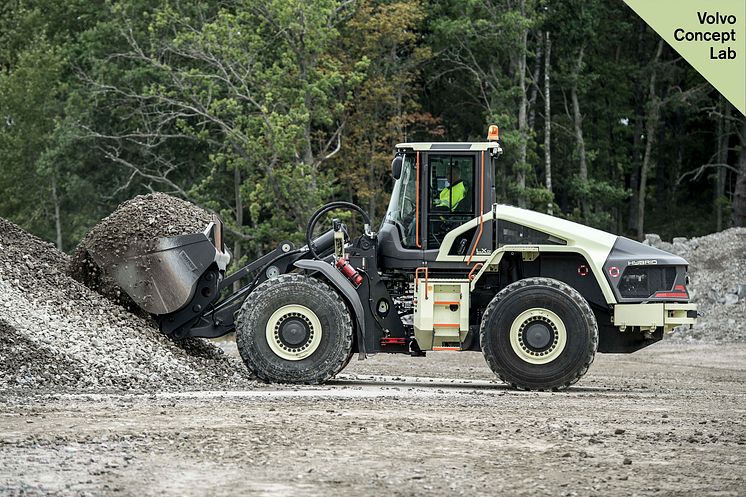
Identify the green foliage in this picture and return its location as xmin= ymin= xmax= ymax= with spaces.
xmin=0 ymin=0 xmax=740 ymax=257
xmin=0 ymin=35 xmax=64 ymax=241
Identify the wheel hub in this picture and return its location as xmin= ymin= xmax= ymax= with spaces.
xmin=523 ymin=322 xmax=553 ymax=350
xmin=509 ymin=308 xmax=567 ymax=365
xmin=265 ymin=305 xmax=322 ymax=361
xmin=278 ymin=318 xmax=310 ymax=346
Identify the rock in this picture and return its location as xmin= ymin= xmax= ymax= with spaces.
xmin=672 ymin=237 xmax=687 ymax=244
xmin=614 ymin=428 xmax=626 ymax=435
xmin=644 ymin=234 xmax=662 ymax=247
xmin=623 ymin=457 xmax=632 ymax=465
xmin=658 ymin=241 xmax=674 ymax=252
xmin=737 ymin=284 xmax=746 ymax=299
xmin=664 ymin=227 xmax=746 ymax=343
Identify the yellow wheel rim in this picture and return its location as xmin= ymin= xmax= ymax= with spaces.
xmin=265 ymin=304 xmax=322 ymax=361
xmin=509 ymin=308 xmax=567 ymax=364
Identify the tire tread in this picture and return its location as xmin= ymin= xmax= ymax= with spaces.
xmin=236 ymin=273 xmax=353 ymax=384
xmin=479 ymin=277 xmax=598 ymax=391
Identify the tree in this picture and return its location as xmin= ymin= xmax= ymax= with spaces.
xmin=334 ymin=0 xmax=436 ymax=222
xmin=635 ymin=39 xmax=663 ymax=240
xmin=85 ymin=0 xmax=367 ymax=260
xmin=0 ymin=0 xmax=741 ymax=253
xmin=428 ymin=0 xmax=546 ymax=207
xmin=0 ymin=37 xmax=66 ymax=248
xmin=543 ymin=31 xmax=552 ymax=214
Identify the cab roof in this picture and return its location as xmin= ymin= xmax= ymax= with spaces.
xmin=395 ymin=142 xmax=499 ymax=152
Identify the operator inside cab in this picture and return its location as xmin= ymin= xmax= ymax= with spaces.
xmin=435 ymin=165 xmax=466 ymax=211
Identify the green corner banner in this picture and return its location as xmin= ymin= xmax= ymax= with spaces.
xmin=624 ymin=0 xmax=746 ymax=116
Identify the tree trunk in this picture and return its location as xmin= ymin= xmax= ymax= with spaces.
xmin=628 ymin=109 xmax=643 ymax=233
xmin=627 ymin=21 xmax=646 ymax=234
xmin=731 ymin=116 xmax=746 ymax=227
xmin=715 ymin=98 xmax=732 ymax=231
xmin=543 ymin=31 xmax=553 ymax=215
xmin=656 ymin=109 xmax=678 ymax=206
xmin=233 ymin=166 xmax=243 ymax=293
xmin=635 ymin=40 xmax=664 ymax=241
xmin=570 ymin=45 xmax=589 ymax=221
xmin=528 ymin=36 xmax=542 ymax=132
xmin=368 ymin=135 xmax=377 ymax=222
xmin=515 ymin=0 xmax=529 ymax=207
xmin=51 ymin=176 xmax=63 ymax=251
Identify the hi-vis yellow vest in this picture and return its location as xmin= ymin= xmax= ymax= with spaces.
xmin=437 ymin=181 xmax=466 ymax=211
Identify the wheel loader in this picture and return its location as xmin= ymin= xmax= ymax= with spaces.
xmin=99 ymin=125 xmax=698 ymax=390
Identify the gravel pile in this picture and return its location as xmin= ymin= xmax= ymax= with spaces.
xmin=644 ymin=228 xmax=746 ymax=342
xmin=68 ymin=193 xmax=213 ymax=309
xmin=0 ymin=215 xmax=253 ymax=392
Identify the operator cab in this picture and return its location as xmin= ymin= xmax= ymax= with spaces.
xmin=379 ymin=127 xmax=502 ymax=270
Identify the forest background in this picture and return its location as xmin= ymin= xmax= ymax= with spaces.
xmin=1 ymin=0 xmax=745 ymax=266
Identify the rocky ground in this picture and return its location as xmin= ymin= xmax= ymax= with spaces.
xmin=1 ymin=345 xmax=745 ymax=497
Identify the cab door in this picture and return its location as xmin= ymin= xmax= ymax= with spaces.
xmin=425 ymin=150 xmax=494 ymax=262
xmin=378 ymin=148 xmax=493 ymax=268
xmin=424 ymin=153 xmax=477 ymax=252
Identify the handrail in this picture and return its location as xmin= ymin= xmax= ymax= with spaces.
xmin=468 ymin=263 xmax=483 ymax=281
xmin=415 ymin=266 xmax=429 ymax=299
xmin=467 ymin=150 xmax=485 ymax=265
xmin=415 ymin=151 xmax=421 ymax=248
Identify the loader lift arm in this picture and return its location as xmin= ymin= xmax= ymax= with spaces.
xmin=154 ymin=203 xmax=396 ymax=354
xmin=160 ymin=239 xmax=303 ymax=339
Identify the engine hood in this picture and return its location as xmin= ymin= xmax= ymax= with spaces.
xmin=493 ymin=205 xmax=690 ymax=304
xmin=495 ymin=204 xmax=619 ymax=256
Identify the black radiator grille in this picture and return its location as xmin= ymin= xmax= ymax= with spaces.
xmin=618 ymin=266 xmax=676 ymax=299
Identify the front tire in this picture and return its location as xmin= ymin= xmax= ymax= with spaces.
xmin=235 ymin=274 xmax=353 ymax=384
xmin=480 ymin=277 xmax=598 ymax=391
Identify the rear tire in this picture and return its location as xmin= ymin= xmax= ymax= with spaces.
xmin=235 ymin=273 xmax=353 ymax=384
xmin=480 ymin=277 xmax=598 ymax=391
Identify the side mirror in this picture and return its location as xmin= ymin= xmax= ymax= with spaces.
xmin=391 ymin=155 xmax=403 ymax=180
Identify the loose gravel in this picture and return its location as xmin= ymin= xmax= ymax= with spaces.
xmin=2 ymin=345 xmax=745 ymax=497
xmin=644 ymin=228 xmax=746 ymax=342
xmin=68 ymin=193 xmax=213 ymax=309
xmin=0 ymin=215 xmax=252 ymax=393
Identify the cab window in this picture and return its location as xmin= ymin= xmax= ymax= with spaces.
xmin=383 ymin=154 xmax=418 ymax=248
xmin=427 ymin=155 xmax=475 ymax=249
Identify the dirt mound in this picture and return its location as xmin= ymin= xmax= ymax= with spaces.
xmin=68 ymin=193 xmax=212 ymax=309
xmin=0 ymin=216 xmax=252 ymax=392
xmin=645 ymin=228 xmax=746 ymax=342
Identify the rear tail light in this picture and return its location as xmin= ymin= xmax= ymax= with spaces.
xmin=653 ymin=284 xmax=689 ymax=299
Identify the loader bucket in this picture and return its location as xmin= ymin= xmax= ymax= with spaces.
xmin=89 ymin=218 xmax=230 ymax=316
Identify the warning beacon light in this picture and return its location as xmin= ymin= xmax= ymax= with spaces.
xmin=487 ymin=125 xmax=499 ymax=141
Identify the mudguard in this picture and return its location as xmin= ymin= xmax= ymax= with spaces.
xmin=293 ymin=259 xmax=367 ymax=359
